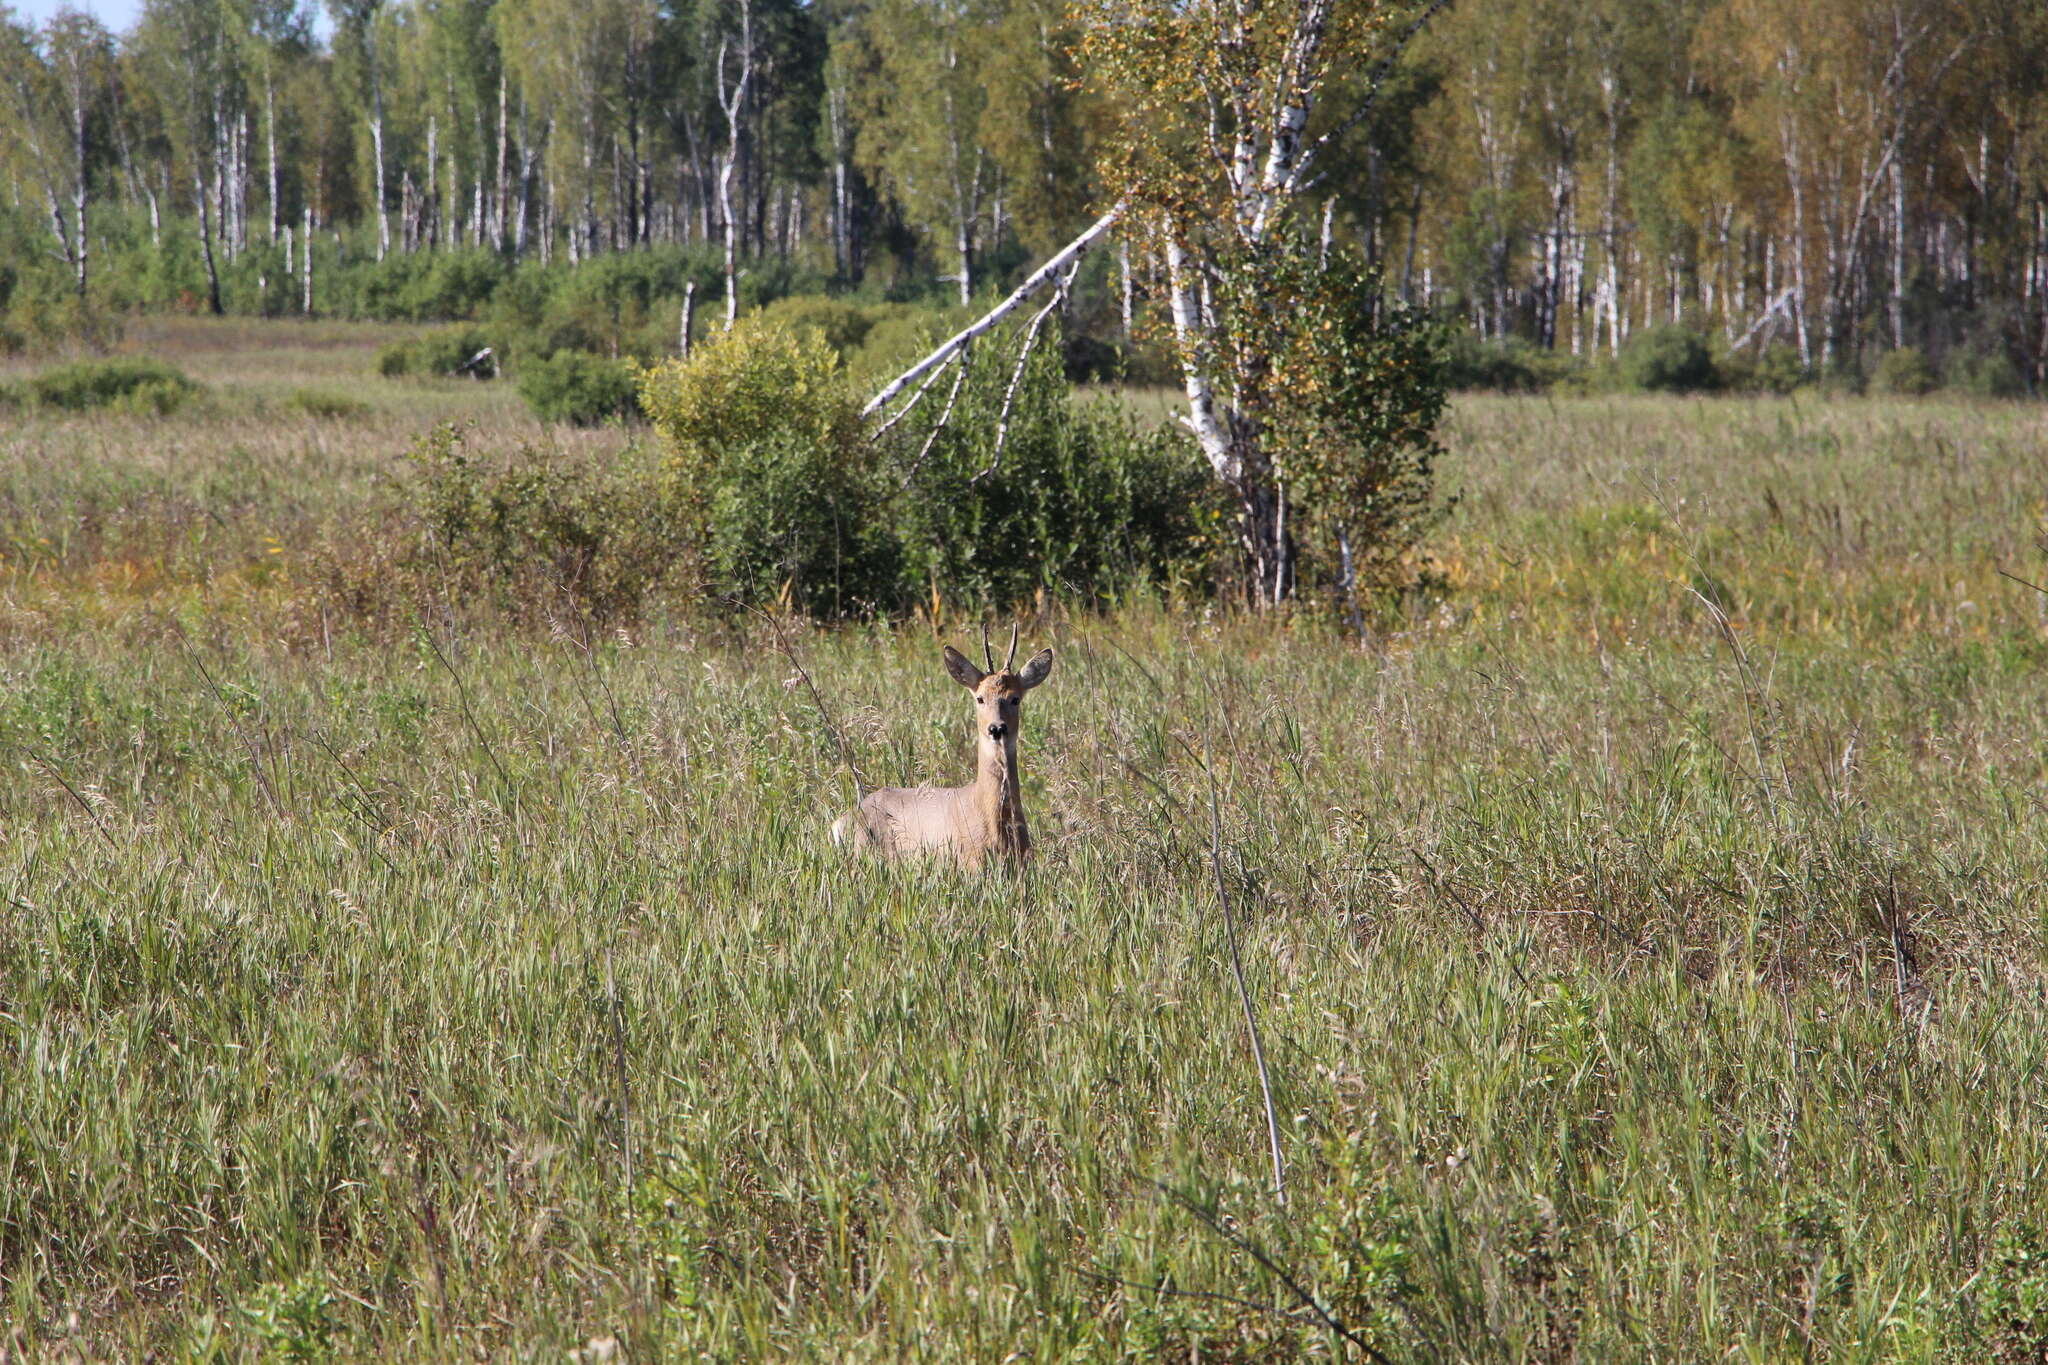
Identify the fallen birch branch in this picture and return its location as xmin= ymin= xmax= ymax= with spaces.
xmin=863 ymin=203 xmax=1125 ymax=420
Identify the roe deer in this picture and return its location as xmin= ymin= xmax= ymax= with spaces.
xmin=830 ymin=624 xmax=1054 ymax=868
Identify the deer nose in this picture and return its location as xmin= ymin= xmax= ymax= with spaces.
xmin=987 ymin=723 xmax=1008 ymax=740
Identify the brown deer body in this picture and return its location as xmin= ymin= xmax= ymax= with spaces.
xmin=831 ymin=626 xmax=1053 ymax=869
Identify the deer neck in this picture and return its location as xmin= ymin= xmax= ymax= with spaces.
xmin=974 ymin=737 xmax=1025 ymax=841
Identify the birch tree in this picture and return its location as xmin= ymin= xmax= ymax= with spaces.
xmin=1077 ymin=0 xmax=1450 ymax=605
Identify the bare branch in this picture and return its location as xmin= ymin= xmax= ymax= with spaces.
xmin=969 ymin=261 xmax=1079 ymax=487
xmin=870 ymin=347 xmax=962 ymax=441
xmin=1287 ymin=0 xmax=1454 ymax=194
xmin=862 ymin=204 xmax=1123 ymax=419
xmin=897 ymin=347 xmax=973 ymax=489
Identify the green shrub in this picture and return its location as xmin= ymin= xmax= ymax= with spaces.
xmin=285 ymin=388 xmax=371 ymax=419
xmin=640 ymin=318 xmax=1217 ymax=617
xmin=640 ymin=323 xmax=889 ymax=613
xmin=1873 ymin=347 xmax=1939 ymax=396
xmin=406 ymin=423 xmax=685 ymax=622
xmin=29 ymin=356 xmax=200 ymax=412
xmin=848 ymin=304 xmax=972 ymax=382
xmin=376 ymin=325 xmax=498 ymax=380
xmin=330 ymin=249 xmax=508 ymax=322
xmin=1716 ymin=343 xmax=1805 ymax=394
xmin=1618 ymin=324 xmax=1716 ymax=393
xmin=118 ymin=378 xmax=198 ymax=416
xmin=1441 ymin=333 xmax=1544 ymax=392
xmin=1960 ymin=1225 xmax=2048 ymax=1359
xmin=1947 ymin=346 xmax=2028 ymax=399
xmin=889 ymin=330 xmax=1214 ymax=608
xmin=655 ymin=317 xmax=1213 ymax=615
xmin=516 ymin=351 xmax=639 ymax=426
xmin=750 ymin=295 xmax=881 ymax=357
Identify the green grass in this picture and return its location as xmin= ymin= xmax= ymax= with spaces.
xmin=4 ymin=328 xmax=2048 ymax=1359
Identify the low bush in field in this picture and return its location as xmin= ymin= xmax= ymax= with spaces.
xmin=749 ymin=295 xmax=885 ymax=357
xmin=1715 ymin=343 xmax=1806 ymax=394
xmin=515 ymin=351 xmax=640 ymax=426
xmin=1440 ymin=333 xmax=1554 ymax=392
xmin=329 ymin=249 xmax=510 ymax=323
xmin=376 ymin=325 xmax=498 ymax=380
xmin=635 ymin=319 xmax=1212 ymax=616
xmin=1873 ymin=346 xmax=1940 ymax=396
xmin=28 ymin=356 xmax=201 ymax=413
xmin=1618 ymin=324 xmax=1717 ymax=392
xmin=405 ymin=423 xmax=686 ymax=622
xmin=1948 ymin=345 xmax=2028 ymax=398
xmin=639 ymin=323 xmax=887 ymax=614
xmin=284 ymin=387 xmax=371 ymax=419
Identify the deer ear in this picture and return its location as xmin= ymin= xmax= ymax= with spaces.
xmin=1016 ymin=648 xmax=1054 ymax=690
xmin=941 ymin=646 xmax=986 ymax=690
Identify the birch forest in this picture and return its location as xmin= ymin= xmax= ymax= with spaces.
xmin=2 ymin=0 xmax=2045 ymax=385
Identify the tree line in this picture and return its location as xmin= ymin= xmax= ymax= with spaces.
xmin=1 ymin=0 xmax=2044 ymax=385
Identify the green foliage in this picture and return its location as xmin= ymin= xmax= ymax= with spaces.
xmin=330 ymin=249 xmax=511 ymax=322
xmin=405 ymin=423 xmax=685 ymax=622
xmin=1873 ymin=347 xmax=1940 ymax=396
xmin=514 ymin=351 xmax=640 ymax=426
xmin=1948 ymin=346 xmax=2028 ymax=399
xmin=890 ymin=326 xmax=1215 ymax=607
xmin=845 ymin=301 xmax=973 ymax=381
xmin=1217 ymin=245 xmax=1449 ymax=595
xmin=1715 ymin=343 xmax=1806 ymax=394
xmin=1967 ymin=1226 xmax=2048 ymax=1361
xmin=376 ymin=325 xmax=498 ymax=379
xmin=283 ymin=388 xmax=372 ymax=419
xmin=237 ymin=1274 xmax=342 ymax=1361
xmin=28 ymin=357 xmax=201 ymax=414
xmin=496 ymin=250 xmax=721 ymax=362
xmin=639 ymin=323 xmax=887 ymax=613
xmin=1619 ymin=324 xmax=1718 ymax=393
xmin=749 ymin=295 xmax=884 ymax=356
xmin=1441 ymin=333 xmax=1551 ymax=392
xmin=638 ymin=319 xmax=1210 ymax=615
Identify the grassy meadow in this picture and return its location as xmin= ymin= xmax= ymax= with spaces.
xmin=4 ymin=320 xmax=2048 ymax=1360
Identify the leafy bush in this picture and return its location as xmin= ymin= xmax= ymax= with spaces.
xmin=330 ymin=249 xmax=509 ymax=322
xmin=750 ymin=295 xmax=882 ymax=357
xmin=640 ymin=324 xmax=890 ymax=613
xmin=406 ymin=423 xmax=685 ymax=622
xmin=285 ymin=388 xmax=371 ymax=419
xmin=1947 ymin=346 xmax=2028 ymax=398
xmin=848 ymin=303 xmax=972 ymax=381
xmin=516 ymin=351 xmax=639 ymax=426
xmin=1873 ymin=347 xmax=1940 ymax=396
xmin=376 ymin=326 xmax=497 ymax=379
xmin=1440 ymin=333 xmax=1545 ymax=392
xmin=1960 ymin=1225 xmax=2048 ymax=1360
xmin=889 ymin=330 xmax=1214 ymax=608
xmin=1715 ymin=343 xmax=1805 ymax=394
xmin=29 ymin=356 xmax=200 ymax=413
xmin=1618 ymin=324 xmax=1716 ymax=393
xmin=639 ymin=318 xmax=1210 ymax=616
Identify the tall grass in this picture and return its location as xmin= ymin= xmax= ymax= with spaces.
xmin=3 ymin=335 xmax=2048 ymax=1359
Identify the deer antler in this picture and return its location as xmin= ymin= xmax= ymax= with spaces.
xmin=982 ymin=621 xmax=996 ymax=675
xmin=1004 ymin=622 xmax=1019 ymax=671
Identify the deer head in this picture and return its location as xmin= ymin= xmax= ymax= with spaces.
xmin=941 ymin=622 xmax=1053 ymax=755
